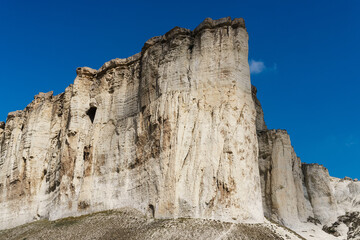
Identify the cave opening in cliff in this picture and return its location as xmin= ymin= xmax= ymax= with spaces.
xmin=148 ymin=204 xmax=155 ymax=218
xmin=86 ymin=107 xmax=97 ymax=123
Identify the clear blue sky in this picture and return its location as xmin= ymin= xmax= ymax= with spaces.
xmin=1 ymin=0 xmax=359 ymax=179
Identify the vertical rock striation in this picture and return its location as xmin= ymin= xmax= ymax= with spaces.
xmin=253 ymin=84 xmax=359 ymax=239
xmin=257 ymin=129 xmax=313 ymax=226
xmin=1 ymin=17 xmax=358 ymax=239
xmin=302 ymin=163 xmax=338 ymax=224
xmin=0 ymin=17 xmax=263 ymax=230
xmin=253 ymin=87 xmax=339 ymax=228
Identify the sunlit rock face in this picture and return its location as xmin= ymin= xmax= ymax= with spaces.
xmin=253 ymin=87 xmax=360 ymax=239
xmin=302 ymin=163 xmax=339 ymax=224
xmin=0 ymin=17 xmax=264 ymax=230
xmin=257 ymin=129 xmax=314 ymax=227
xmin=1 ymin=16 xmax=359 ymax=240
xmin=331 ymin=177 xmax=360 ymax=215
xmin=323 ymin=177 xmax=360 ymax=239
xmin=252 ymin=87 xmax=312 ymax=227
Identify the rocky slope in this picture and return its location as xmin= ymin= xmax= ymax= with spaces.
xmin=0 ymin=208 xmax=304 ymax=240
xmin=0 ymin=17 xmax=359 ymax=239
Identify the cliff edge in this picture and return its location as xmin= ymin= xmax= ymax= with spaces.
xmin=0 ymin=17 xmax=359 ymax=240
xmin=0 ymin=17 xmax=263 ymax=230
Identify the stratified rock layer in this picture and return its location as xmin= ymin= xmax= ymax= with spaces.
xmin=1 ymin=17 xmax=359 ymax=240
xmin=331 ymin=177 xmax=360 ymax=215
xmin=302 ymin=164 xmax=339 ymax=224
xmin=252 ymin=88 xmax=359 ymax=239
xmin=257 ymin=129 xmax=313 ymax=226
xmin=0 ymin=17 xmax=263 ymax=230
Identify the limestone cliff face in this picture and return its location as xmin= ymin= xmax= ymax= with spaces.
xmin=0 ymin=17 xmax=263 ymax=230
xmin=253 ymin=87 xmax=310 ymax=227
xmin=252 ymin=88 xmax=359 ymax=239
xmin=302 ymin=164 xmax=338 ymax=224
xmin=1 ymin=17 xmax=359 ymax=239
xmin=331 ymin=177 xmax=360 ymax=215
xmin=257 ymin=129 xmax=313 ymax=226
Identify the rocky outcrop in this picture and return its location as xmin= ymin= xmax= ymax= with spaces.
xmin=257 ymin=129 xmax=313 ymax=227
xmin=252 ymin=86 xmax=359 ymax=239
xmin=322 ymin=177 xmax=360 ymax=239
xmin=0 ymin=17 xmax=263 ymax=230
xmin=323 ymin=212 xmax=360 ymax=240
xmin=251 ymin=86 xmax=266 ymax=131
xmin=331 ymin=177 xmax=360 ymax=215
xmin=252 ymin=86 xmax=313 ymax=228
xmin=302 ymin=164 xmax=339 ymax=224
xmin=0 ymin=16 xmax=359 ymax=240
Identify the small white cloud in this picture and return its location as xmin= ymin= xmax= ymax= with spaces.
xmin=249 ymin=59 xmax=266 ymax=74
xmin=345 ymin=135 xmax=358 ymax=147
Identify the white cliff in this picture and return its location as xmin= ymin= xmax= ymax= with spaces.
xmin=0 ymin=17 xmax=263 ymax=230
xmin=0 ymin=17 xmax=359 ymax=240
xmin=252 ymin=87 xmax=360 ymax=239
xmin=331 ymin=177 xmax=360 ymax=215
xmin=257 ymin=129 xmax=313 ymax=227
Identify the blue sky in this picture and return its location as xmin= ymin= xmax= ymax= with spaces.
xmin=0 ymin=0 xmax=359 ymax=179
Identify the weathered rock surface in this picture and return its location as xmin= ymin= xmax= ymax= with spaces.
xmin=331 ymin=177 xmax=360 ymax=215
xmin=323 ymin=212 xmax=360 ymax=240
xmin=252 ymin=87 xmax=360 ymax=239
xmin=302 ymin=164 xmax=339 ymax=224
xmin=257 ymin=129 xmax=313 ymax=227
xmin=0 ymin=17 xmax=263 ymax=230
xmin=252 ymin=86 xmax=314 ymax=228
xmin=0 ymin=16 xmax=359 ymax=240
xmin=251 ymin=85 xmax=267 ymax=131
